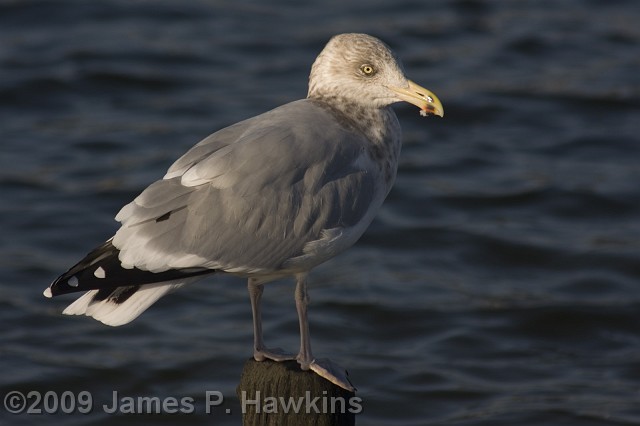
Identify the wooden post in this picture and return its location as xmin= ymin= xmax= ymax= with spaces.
xmin=237 ymin=358 xmax=358 ymax=426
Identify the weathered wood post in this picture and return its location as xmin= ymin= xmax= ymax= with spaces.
xmin=237 ymin=358 xmax=358 ymax=425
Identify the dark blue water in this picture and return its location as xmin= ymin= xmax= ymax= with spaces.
xmin=2 ymin=0 xmax=639 ymax=424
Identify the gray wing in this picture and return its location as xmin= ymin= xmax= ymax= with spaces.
xmin=112 ymin=99 xmax=384 ymax=275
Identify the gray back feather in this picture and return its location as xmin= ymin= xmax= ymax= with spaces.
xmin=112 ymin=100 xmax=388 ymax=274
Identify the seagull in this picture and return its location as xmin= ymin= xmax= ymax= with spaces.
xmin=44 ymin=33 xmax=443 ymax=391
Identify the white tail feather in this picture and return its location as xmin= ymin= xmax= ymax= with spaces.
xmin=63 ymin=280 xmax=190 ymax=326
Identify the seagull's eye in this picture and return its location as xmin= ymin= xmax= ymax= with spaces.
xmin=360 ymin=64 xmax=376 ymax=76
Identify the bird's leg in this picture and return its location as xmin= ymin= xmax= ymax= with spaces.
xmin=295 ymin=273 xmax=313 ymax=369
xmin=248 ymin=278 xmax=295 ymax=362
xmin=294 ymin=273 xmax=355 ymax=392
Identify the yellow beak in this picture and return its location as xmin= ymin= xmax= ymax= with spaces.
xmin=389 ymin=80 xmax=444 ymax=117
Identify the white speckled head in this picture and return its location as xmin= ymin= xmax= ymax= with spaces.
xmin=308 ymin=33 xmax=444 ymax=117
xmin=308 ymin=34 xmax=406 ymax=106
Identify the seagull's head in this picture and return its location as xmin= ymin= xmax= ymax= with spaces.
xmin=308 ymin=33 xmax=444 ymax=117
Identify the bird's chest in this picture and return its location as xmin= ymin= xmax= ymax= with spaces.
xmin=364 ymin=113 xmax=402 ymax=189
xmin=366 ymin=142 xmax=399 ymax=190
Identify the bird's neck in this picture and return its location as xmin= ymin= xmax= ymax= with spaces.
xmin=308 ymin=96 xmax=400 ymax=146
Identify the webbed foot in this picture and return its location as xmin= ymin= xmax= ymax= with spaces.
xmin=305 ymin=357 xmax=355 ymax=392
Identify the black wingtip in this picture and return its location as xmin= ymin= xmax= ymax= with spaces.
xmin=45 ymin=240 xmax=214 ymax=297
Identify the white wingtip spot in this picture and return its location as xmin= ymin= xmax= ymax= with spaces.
xmin=43 ymin=287 xmax=53 ymax=298
xmin=94 ymin=266 xmax=106 ymax=279
xmin=68 ymin=276 xmax=79 ymax=287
